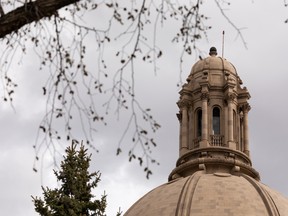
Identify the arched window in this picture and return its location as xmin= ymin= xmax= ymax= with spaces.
xmin=197 ymin=109 xmax=202 ymax=137
xmin=213 ymin=107 xmax=220 ymax=135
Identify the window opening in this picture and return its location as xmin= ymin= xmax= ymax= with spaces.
xmin=213 ymin=107 xmax=220 ymax=135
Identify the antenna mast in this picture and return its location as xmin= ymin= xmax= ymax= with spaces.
xmin=222 ymin=30 xmax=225 ymax=58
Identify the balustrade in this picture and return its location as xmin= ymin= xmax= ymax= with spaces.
xmin=210 ymin=135 xmax=224 ymax=146
xmin=193 ymin=135 xmax=224 ymax=148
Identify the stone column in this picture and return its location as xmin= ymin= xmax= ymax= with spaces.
xmin=243 ymin=103 xmax=251 ymax=156
xmin=200 ymin=93 xmax=209 ymax=148
xmin=224 ymin=104 xmax=228 ymax=145
xmin=227 ymin=93 xmax=236 ymax=150
xmin=176 ymin=111 xmax=182 ymax=156
xmin=239 ymin=112 xmax=244 ymax=152
xmin=178 ymin=101 xmax=190 ymax=156
xmin=188 ymin=110 xmax=194 ymax=149
xmin=228 ymin=97 xmax=234 ymax=142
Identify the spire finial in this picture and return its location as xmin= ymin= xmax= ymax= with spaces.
xmin=209 ymin=47 xmax=217 ymax=56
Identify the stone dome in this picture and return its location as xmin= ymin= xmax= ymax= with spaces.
xmin=190 ymin=55 xmax=237 ymax=75
xmin=124 ymin=171 xmax=288 ymax=216
xmin=186 ymin=48 xmax=241 ymax=92
xmin=124 ymin=47 xmax=288 ymax=216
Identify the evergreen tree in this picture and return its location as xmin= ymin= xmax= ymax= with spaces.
xmin=32 ymin=142 xmax=108 ymax=216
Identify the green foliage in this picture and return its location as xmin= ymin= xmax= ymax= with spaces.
xmin=32 ymin=142 xmax=108 ymax=216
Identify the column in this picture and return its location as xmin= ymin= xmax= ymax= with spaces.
xmin=227 ymin=93 xmax=236 ymax=150
xmin=181 ymin=106 xmax=189 ymax=153
xmin=178 ymin=101 xmax=190 ymax=156
xmin=243 ymin=103 xmax=251 ymax=156
xmin=228 ymin=98 xmax=233 ymax=142
xmin=177 ymin=111 xmax=182 ymax=156
xmin=239 ymin=111 xmax=244 ymax=151
xmin=188 ymin=110 xmax=194 ymax=149
xmin=200 ymin=93 xmax=209 ymax=147
xmin=224 ymin=104 xmax=228 ymax=145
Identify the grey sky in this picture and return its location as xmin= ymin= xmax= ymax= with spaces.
xmin=0 ymin=1 xmax=288 ymax=215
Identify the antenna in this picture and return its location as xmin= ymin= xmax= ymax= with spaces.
xmin=222 ymin=30 xmax=225 ymax=58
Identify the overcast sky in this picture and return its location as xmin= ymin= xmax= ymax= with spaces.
xmin=0 ymin=1 xmax=288 ymax=215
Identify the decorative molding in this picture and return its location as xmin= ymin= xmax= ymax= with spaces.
xmin=240 ymin=103 xmax=251 ymax=113
xmin=201 ymin=92 xmax=209 ymax=100
xmin=177 ymin=99 xmax=192 ymax=109
xmin=168 ymin=147 xmax=260 ymax=181
xmin=226 ymin=93 xmax=236 ymax=102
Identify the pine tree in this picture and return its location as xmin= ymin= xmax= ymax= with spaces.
xmin=32 ymin=142 xmax=108 ymax=216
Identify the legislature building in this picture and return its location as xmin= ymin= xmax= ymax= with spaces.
xmin=124 ymin=47 xmax=288 ymax=215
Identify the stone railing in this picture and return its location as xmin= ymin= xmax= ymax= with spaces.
xmin=210 ymin=135 xmax=224 ymax=146
xmin=193 ymin=135 xmax=224 ymax=148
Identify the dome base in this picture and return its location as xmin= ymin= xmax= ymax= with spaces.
xmin=169 ymin=147 xmax=260 ymax=181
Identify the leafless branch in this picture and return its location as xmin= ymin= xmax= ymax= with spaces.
xmin=0 ymin=0 xmax=245 ymax=178
xmin=214 ymin=0 xmax=248 ymax=49
xmin=0 ymin=0 xmax=80 ymax=38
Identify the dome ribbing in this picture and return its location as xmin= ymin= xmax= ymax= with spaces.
xmin=125 ymin=171 xmax=288 ymax=215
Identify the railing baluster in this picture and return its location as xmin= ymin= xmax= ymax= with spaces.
xmin=194 ymin=135 xmax=224 ymax=148
xmin=210 ymin=135 xmax=223 ymax=146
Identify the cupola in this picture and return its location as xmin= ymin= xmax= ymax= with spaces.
xmin=172 ymin=47 xmax=256 ymax=180
xmin=124 ymin=47 xmax=288 ymax=216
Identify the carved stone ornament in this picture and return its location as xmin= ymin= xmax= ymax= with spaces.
xmin=226 ymin=93 xmax=236 ymax=102
xmin=177 ymin=99 xmax=192 ymax=109
xmin=201 ymin=92 xmax=209 ymax=100
xmin=240 ymin=103 xmax=251 ymax=113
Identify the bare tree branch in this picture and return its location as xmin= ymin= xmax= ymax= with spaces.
xmin=0 ymin=0 xmax=248 ymax=178
xmin=0 ymin=0 xmax=210 ymax=178
xmin=0 ymin=0 xmax=79 ymax=38
xmin=214 ymin=0 xmax=248 ymax=49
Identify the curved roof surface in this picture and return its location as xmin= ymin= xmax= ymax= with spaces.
xmin=124 ymin=171 xmax=288 ymax=216
xmin=191 ymin=56 xmax=237 ymax=75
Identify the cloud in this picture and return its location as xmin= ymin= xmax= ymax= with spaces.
xmin=1 ymin=1 xmax=288 ymax=216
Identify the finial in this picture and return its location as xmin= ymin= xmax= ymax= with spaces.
xmin=209 ymin=47 xmax=217 ymax=56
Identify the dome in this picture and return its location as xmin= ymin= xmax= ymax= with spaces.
xmin=124 ymin=171 xmax=288 ymax=216
xmin=191 ymin=55 xmax=237 ymax=75
xmin=124 ymin=47 xmax=288 ymax=216
xmin=186 ymin=47 xmax=238 ymax=84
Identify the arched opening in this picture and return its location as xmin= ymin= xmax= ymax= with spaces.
xmin=213 ymin=107 xmax=220 ymax=135
xmin=211 ymin=107 xmax=223 ymax=146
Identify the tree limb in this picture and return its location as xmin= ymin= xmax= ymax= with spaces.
xmin=0 ymin=0 xmax=80 ymax=38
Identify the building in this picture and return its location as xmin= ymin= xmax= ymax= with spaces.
xmin=124 ymin=47 xmax=288 ymax=215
